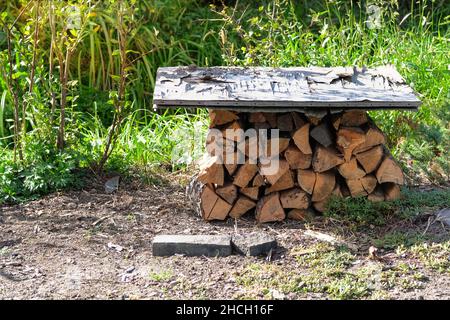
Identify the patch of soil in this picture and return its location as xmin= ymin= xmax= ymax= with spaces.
xmin=0 ymin=180 xmax=449 ymax=300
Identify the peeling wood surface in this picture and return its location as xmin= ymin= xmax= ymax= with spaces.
xmin=153 ymin=66 xmax=421 ymax=111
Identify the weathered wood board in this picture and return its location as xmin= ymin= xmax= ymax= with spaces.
xmin=153 ymin=65 xmax=421 ymax=111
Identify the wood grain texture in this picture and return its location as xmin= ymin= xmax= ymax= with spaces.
xmin=154 ymin=66 xmax=420 ymax=110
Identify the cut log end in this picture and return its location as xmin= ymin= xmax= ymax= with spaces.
xmin=256 ymin=192 xmax=285 ymax=223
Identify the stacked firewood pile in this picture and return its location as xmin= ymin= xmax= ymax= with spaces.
xmin=187 ymin=109 xmax=404 ymax=223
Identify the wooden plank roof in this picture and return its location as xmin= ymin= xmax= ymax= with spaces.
xmin=153 ymin=65 xmax=421 ymax=111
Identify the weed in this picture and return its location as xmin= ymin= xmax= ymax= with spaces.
xmin=149 ymin=269 xmax=173 ymax=282
xmin=410 ymin=242 xmax=450 ymax=273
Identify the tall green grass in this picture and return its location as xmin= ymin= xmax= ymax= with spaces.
xmin=0 ymin=0 xmax=448 ymax=203
xmin=77 ymin=107 xmax=208 ymax=172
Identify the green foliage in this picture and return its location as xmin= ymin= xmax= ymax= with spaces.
xmin=325 ymin=188 xmax=450 ymax=225
xmin=374 ymin=231 xmax=426 ymax=249
xmin=0 ymin=0 xmax=448 ymax=202
xmin=0 ymin=141 xmax=81 ymax=203
xmin=410 ymin=242 xmax=450 ymax=273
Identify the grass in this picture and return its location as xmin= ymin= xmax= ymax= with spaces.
xmin=410 ymin=242 xmax=450 ymax=274
xmin=324 ymin=187 xmax=450 ymax=226
xmin=149 ymin=269 xmax=174 ymax=282
xmin=233 ymin=242 xmax=433 ymax=300
xmin=374 ymin=231 xmax=426 ymax=250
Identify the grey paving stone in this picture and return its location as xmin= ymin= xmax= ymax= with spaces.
xmin=231 ymin=232 xmax=277 ymax=256
xmin=152 ymin=234 xmax=232 ymax=257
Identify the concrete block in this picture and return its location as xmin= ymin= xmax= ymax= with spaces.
xmin=231 ymin=232 xmax=277 ymax=256
xmin=152 ymin=234 xmax=232 ymax=257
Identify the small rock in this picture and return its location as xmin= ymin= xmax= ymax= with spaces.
xmin=107 ymin=242 xmax=124 ymax=252
xmin=120 ymin=273 xmax=135 ymax=283
xmin=105 ymin=176 xmax=120 ymax=194
xmin=67 ymin=203 xmax=77 ymax=210
xmin=231 ymin=232 xmax=277 ymax=256
xmin=270 ymin=289 xmax=285 ymax=300
xmin=436 ymin=208 xmax=450 ymax=227
xmin=125 ymin=266 xmax=135 ymax=273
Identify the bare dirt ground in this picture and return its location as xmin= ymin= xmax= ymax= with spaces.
xmin=0 ymin=179 xmax=449 ymax=300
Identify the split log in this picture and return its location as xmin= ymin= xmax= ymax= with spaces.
xmin=266 ymin=137 xmax=290 ymax=157
xmin=312 ymin=184 xmax=342 ymax=213
xmin=249 ymin=112 xmax=266 ymax=123
xmin=337 ymin=157 xmax=366 ymax=179
xmin=208 ymin=196 xmax=233 ymax=221
xmin=209 ymin=110 xmax=238 ymax=127
xmin=240 ymin=186 xmax=259 ymax=201
xmin=331 ymin=114 xmax=341 ymax=130
xmin=195 ymin=108 xmax=404 ymax=223
xmin=340 ymin=183 xmax=351 ymax=198
xmin=186 ymin=176 xmax=205 ymax=217
xmin=225 ymin=163 xmax=238 ymax=176
xmin=233 ymin=161 xmax=258 ymax=187
xmin=277 ymin=113 xmax=294 ymax=131
xmin=284 ymin=145 xmax=312 ymax=169
xmin=312 ymin=171 xmax=335 ymax=202
xmin=336 ymin=127 xmax=365 ymax=162
xmin=367 ymin=186 xmax=385 ymax=202
xmin=263 ymin=113 xmax=278 ymax=128
xmin=216 ymin=183 xmax=238 ymax=204
xmin=280 ymin=188 xmax=309 ymax=209
xmin=312 ymin=201 xmax=327 ymax=213
xmin=223 ymin=148 xmax=244 ymax=170
xmin=287 ymin=208 xmax=315 ymax=221
xmin=361 ymin=175 xmax=377 ymax=194
xmin=265 ymin=170 xmax=295 ymax=193
xmin=252 ymin=173 xmax=266 ymax=187
xmin=354 ymin=124 xmax=385 ymax=153
xmin=383 ymin=182 xmax=402 ymax=201
xmin=346 ymin=179 xmax=368 ymax=197
xmin=355 ymin=145 xmax=384 ymax=173
xmin=341 ymin=110 xmax=368 ymax=126
xmin=259 ymin=158 xmax=290 ymax=185
xmin=229 ymin=196 xmax=256 ymax=219
xmin=292 ymin=123 xmax=312 ymax=154
xmin=305 ymin=110 xmax=326 ymax=126
xmin=191 ymin=182 xmax=232 ymax=221
xmin=242 ymin=136 xmax=259 ymax=161
xmin=197 ymin=155 xmax=224 ymax=186
xmin=254 ymin=122 xmax=271 ymax=130
xmin=376 ymin=157 xmax=404 ymax=184
xmin=222 ymin=121 xmax=243 ymax=141
xmin=297 ymin=169 xmax=316 ymax=194
xmin=256 ymin=192 xmax=285 ymax=223
xmin=291 ymin=112 xmax=306 ymax=129
xmin=200 ymin=184 xmax=217 ymax=219
xmin=312 ymin=146 xmax=344 ymax=172
xmin=310 ymin=123 xmax=334 ymax=147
